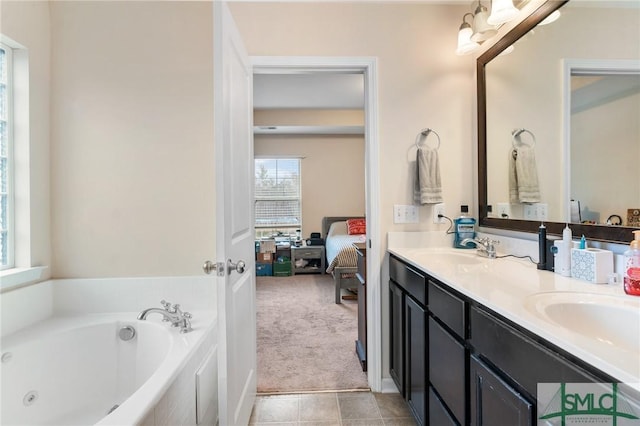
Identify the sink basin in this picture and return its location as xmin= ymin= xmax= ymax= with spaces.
xmin=525 ymin=292 xmax=640 ymax=353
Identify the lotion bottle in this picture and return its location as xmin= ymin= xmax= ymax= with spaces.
xmin=623 ymin=230 xmax=640 ymax=296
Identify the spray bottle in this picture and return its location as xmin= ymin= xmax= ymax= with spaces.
xmin=623 ymin=230 xmax=640 ymax=296
xmin=454 ymin=205 xmax=476 ymax=249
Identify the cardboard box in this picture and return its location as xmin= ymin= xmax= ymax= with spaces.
xmin=257 ymin=252 xmax=272 ymax=263
xmin=259 ymin=240 xmax=276 ymax=253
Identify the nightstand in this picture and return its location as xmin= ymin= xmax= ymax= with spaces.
xmin=291 ymin=245 xmax=325 ymax=275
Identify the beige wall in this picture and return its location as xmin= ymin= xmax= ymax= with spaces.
xmin=1 ymin=1 xmax=52 ymax=277
xmin=232 ymin=1 xmax=476 ymax=244
xmin=49 ymin=1 xmax=215 ymax=278
xmin=254 ymin=109 xmax=365 ymax=238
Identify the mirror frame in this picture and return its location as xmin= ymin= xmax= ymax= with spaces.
xmin=477 ymin=0 xmax=635 ymax=243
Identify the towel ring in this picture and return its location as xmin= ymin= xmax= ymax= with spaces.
xmin=511 ymin=128 xmax=535 ymax=148
xmin=414 ymin=128 xmax=441 ymax=150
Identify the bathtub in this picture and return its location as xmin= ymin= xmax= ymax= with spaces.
xmin=1 ymin=311 xmax=216 ymax=426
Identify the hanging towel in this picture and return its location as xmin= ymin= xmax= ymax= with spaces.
xmin=413 ymin=146 xmax=443 ymax=205
xmin=509 ymin=145 xmax=541 ymax=203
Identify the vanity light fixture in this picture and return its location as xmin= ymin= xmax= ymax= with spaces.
xmin=471 ymin=1 xmax=497 ymax=42
xmin=486 ymin=0 xmax=520 ymax=26
xmin=456 ymin=13 xmax=481 ymax=56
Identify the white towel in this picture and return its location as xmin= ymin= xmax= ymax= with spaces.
xmin=413 ymin=147 xmax=443 ymax=205
xmin=509 ymin=145 xmax=540 ymax=203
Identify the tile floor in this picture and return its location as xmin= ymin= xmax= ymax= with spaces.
xmin=249 ymin=391 xmax=417 ymax=425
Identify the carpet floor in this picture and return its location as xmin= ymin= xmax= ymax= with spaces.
xmin=256 ymin=274 xmax=369 ymax=394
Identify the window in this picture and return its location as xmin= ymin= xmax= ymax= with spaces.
xmin=0 ymin=42 xmax=13 ymax=270
xmin=254 ymin=158 xmax=301 ymax=239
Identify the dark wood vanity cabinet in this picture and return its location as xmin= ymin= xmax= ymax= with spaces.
xmin=388 ymin=255 xmax=638 ymax=426
xmin=389 ymin=255 xmax=428 ymax=425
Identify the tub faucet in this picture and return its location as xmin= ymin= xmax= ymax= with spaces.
xmin=460 ymin=237 xmax=498 ymax=259
xmin=137 ymin=303 xmax=193 ymax=333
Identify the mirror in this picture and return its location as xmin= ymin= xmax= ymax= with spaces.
xmin=478 ymin=0 xmax=640 ymax=243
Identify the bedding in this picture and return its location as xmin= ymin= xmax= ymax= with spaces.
xmin=325 ymin=221 xmax=366 ymax=273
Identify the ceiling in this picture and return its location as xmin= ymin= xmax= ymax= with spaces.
xmin=253 ymin=73 xmax=365 ymax=110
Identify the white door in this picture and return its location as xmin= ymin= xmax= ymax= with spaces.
xmin=213 ymin=2 xmax=256 ymax=425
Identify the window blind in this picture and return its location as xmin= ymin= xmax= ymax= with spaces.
xmin=255 ymin=158 xmax=301 ymax=234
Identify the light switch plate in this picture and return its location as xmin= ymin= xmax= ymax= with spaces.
xmin=394 ymin=204 xmax=419 ymax=224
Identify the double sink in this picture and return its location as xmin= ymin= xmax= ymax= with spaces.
xmin=393 ymin=247 xmax=640 ymax=384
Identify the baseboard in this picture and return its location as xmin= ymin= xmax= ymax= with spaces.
xmin=380 ymin=378 xmax=400 ymax=394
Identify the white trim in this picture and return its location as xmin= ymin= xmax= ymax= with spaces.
xmin=561 ymin=58 xmax=640 ymax=222
xmin=253 ymin=125 xmax=364 ymax=135
xmin=251 ymin=56 xmax=382 ymax=392
xmin=0 ymin=266 xmax=48 ymax=292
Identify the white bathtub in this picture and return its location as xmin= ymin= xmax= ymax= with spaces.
xmin=0 ymin=311 xmax=216 ymax=426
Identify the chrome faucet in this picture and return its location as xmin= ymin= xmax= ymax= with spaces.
xmin=460 ymin=237 xmax=499 ymax=259
xmin=137 ymin=301 xmax=193 ymax=333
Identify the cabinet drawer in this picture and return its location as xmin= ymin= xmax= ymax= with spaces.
xmin=428 ymin=281 xmax=466 ymax=339
xmin=470 ymin=307 xmax=599 ymax=397
xmin=389 ymin=256 xmax=426 ymax=306
xmin=294 ymin=248 xmax=322 ymax=258
xmin=429 ymin=317 xmax=466 ymax=425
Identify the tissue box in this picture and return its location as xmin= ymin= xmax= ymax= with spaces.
xmin=570 ymin=248 xmax=613 ymax=284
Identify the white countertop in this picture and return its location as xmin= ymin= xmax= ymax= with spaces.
xmin=388 ymin=243 xmax=640 ymax=392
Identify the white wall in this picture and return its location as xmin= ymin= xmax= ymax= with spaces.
xmin=1 ymin=1 xmax=52 ymax=278
xmin=48 ymin=1 xmax=215 ymax=278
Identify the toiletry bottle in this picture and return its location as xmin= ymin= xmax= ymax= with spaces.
xmin=454 ymin=205 xmax=476 ymax=249
xmin=561 ymin=224 xmax=572 ymax=277
xmin=537 ymin=223 xmax=547 ymax=270
xmin=623 ymin=230 xmax=640 ymax=296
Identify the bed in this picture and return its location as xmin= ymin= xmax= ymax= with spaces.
xmin=322 ymin=216 xmax=366 ymax=304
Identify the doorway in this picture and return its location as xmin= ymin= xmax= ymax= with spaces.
xmin=252 ymin=57 xmax=382 ymax=392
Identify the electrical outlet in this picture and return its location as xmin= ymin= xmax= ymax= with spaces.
xmin=496 ymin=203 xmax=511 ymax=219
xmin=433 ymin=203 xmax=446 ymax=224
xmin=538 ymin=203 xmax=548 ymax=221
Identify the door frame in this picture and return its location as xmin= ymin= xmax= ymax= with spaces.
xmin=252 ymin=56 xmax=382 ymax=392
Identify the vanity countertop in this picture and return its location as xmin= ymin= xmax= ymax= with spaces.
xmin=388 ymin=245 xmax=640 ymax=392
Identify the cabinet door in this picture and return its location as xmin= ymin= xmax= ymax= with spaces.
xmin=389 ymin=281 xmax=405 ymax=396
xmin=429 ymin=317 xmax=466 ymax=425
xmin=470 ymin=355 xmax=533 ymax=426
xmin=406 ymin=296 xmax=427 ymax=426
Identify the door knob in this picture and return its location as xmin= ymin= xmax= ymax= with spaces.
xmin=203 ymin=260 xmax=224 ymax=276
xmin=227 ymin=259 xmax=246 ymax=275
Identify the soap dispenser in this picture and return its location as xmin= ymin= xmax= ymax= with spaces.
xmin=623 ymin=230 xmax=640 ymax=296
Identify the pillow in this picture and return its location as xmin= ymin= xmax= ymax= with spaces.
xmin=346 ymin=218 xmax=366 ymax=235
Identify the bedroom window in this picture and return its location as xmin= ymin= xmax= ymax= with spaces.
xmin=254 ymin=158 xmax=301 ymax=239
xmin=0 ymin=41 xmax=13 ymax=269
